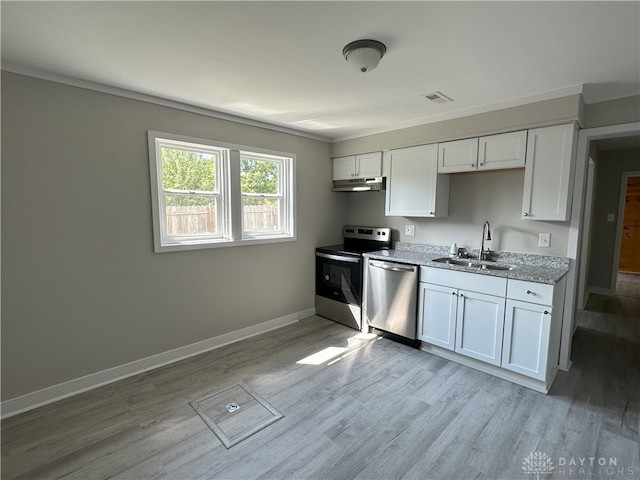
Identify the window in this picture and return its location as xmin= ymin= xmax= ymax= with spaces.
xmin=148 ymin=131 xmax=295 ymax=252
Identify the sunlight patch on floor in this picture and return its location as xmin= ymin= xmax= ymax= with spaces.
xmin=297 ymin=346 xmax=349 ymax=365
xmin=296 ymin=332 xmax=380 ymax=365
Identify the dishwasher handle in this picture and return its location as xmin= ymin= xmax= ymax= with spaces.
xmin=369 ymin=260 xmax=416 ymax=273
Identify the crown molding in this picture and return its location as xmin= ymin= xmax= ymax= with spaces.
xmin=2 ymin=64 xmax=331 ymax=143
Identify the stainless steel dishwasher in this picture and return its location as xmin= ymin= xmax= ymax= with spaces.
xmin=363 ymin=258 xmax=419 ymax=346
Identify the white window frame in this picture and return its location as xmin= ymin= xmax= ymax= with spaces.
xmin=240 ymin=151 xmax=290 ymax=239
xmin=148 ymin=131 xmax=296 ymax=252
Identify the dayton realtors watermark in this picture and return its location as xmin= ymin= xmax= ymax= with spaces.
xmin=557 ymin=457 xmax=635 ymax=477
xmin=523 ymin=452 xmax=636 ymax=479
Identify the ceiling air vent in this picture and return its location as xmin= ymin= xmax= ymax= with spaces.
xmin=424 ymin=91 xmax=453 ymax=104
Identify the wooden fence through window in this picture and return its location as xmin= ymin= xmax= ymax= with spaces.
xmin=166 ymin=205 xmax=279 ymax=235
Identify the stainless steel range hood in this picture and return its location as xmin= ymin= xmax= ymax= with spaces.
xmin=332 ymin=177 xmax=385 ymax=192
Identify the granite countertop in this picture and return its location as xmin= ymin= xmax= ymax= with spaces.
xmin=363 ymin=243 xmax=570 ymax=285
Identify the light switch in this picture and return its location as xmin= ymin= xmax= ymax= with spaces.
xmin=405 ymin=225 xmax=415 ymax=236
xmin=538 ymin=233 xmax=550 ymax=248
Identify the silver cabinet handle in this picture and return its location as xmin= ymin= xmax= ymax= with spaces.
xmin=526 ymin=290 xmax=532 ymax=294
xmin=459 ymin=293 xmax=464 ymax=298
xmin=471 ymin=164 xmax=475 ymax=167
xmin=316 ymin=252 xmax=359 ymax=263
xmin=544 ymin=310 xmax=550 ymax=315
xmin=451 ymin=291 xmax=457 ymax=295
xmin=523 ymin=212 xmax=530 ymax=217
xmin=370 ymin=261 xmax=415 ymax=273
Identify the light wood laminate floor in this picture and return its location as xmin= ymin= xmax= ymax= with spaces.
xmin=616 ymin=272 xmax=640 ymax=299
xmin=2 ymin=311 xmax=639 ymax=480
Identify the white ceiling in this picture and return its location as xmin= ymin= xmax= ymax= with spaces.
xmin=2 ymin=1 xmax=639 ymax=141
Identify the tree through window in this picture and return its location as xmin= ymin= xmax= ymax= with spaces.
xmin=148 ymin=131 xmax=295 ymax=252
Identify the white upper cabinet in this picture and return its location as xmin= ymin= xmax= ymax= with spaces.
xmin=478 ymin=130 xmax=527 ymax=171
xmin=385 ymin=144 xmax=450 ymax=217
xmin=522 ymin=123 xmax=577 ymax=221
xmin=437 ymin=138 xmax=479 ymax=173
xmin=438 ymin=131 xmax=527 ymax=173
xmin=332 ymin=152 xmax=382 ymax=180
xmin=332 ymin=155 xmax=356 ymax=180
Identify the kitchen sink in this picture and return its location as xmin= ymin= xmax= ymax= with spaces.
xmin=431 ymin=258 xmax=474 ymax=267
xmin=431 ymin=258 xmax=514 ymax=271
xmin=477 ymin=263 xmax=513 ymax=271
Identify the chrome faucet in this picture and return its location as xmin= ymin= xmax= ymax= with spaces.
xmin=480 ymin=221 xmax=492 ymax=261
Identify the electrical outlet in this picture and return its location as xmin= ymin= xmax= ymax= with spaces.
xmin=405 ymin=225 xmax=415 ymax=236
xmin=607 ymin=213 xmax=615 ymax=223
xmin=538 ymin=233 xmax=551 ymax=248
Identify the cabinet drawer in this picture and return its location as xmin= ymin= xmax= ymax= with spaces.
xmin=507 ymin=279 xmax=553 ymax=305
xmin=420 ymin=266 xmax=506 ymax=297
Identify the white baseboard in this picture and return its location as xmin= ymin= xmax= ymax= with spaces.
xmin=1 ymin=308 xmax=315 ymax=419
xmin=588 ymin=286 xmax=614 ymax=296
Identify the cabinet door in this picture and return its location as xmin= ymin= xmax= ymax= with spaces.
xmin=418 ymin=283 xmax=457 ymax=350
xmin=502 ymin=299 xmax=551 ymax=380
xmin=438 ymin=138 xmax=479 ymax=173
xmin=332 ymin=156 xmax=356 ymax=180
xmin=478 ymin=130 xmax=527 ymax=171
xmin=522 ymin=123 xmax=577 ymax=221
xmin=356 ymin=152 xmax=382 ymax=178
xmin=455 ymin=290 xmax=505 ymax=366
xmin=385 ymin=144 xmax=449 ymax=217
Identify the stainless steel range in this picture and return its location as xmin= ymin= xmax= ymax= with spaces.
xmin=315 ymin=225 xmax=392 ymax=330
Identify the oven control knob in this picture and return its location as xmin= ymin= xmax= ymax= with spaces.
xmin=325 ymin=275 xmax=330 ymax=281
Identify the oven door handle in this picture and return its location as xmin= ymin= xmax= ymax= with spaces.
xmin=316 ymin=252 xmax=360 ymax=263
xmin=369 ymin=261 xmax=416 ymax=273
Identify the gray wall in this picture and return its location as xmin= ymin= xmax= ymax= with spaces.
xmin=583 ymin=95 xmax=640 ymax=129
xmin=331 ymin=95 xmax=582 ymax=156
xmin=345 ymin=170 xmax=571 ymax=256
xmin=1 ymin=72 xmax=345 ymax=401
xmin=587 ymin=148 xmax=640 ymax=289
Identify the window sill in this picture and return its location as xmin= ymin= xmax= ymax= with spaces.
xmin=154 ymin=234 xmax=296 ymax=253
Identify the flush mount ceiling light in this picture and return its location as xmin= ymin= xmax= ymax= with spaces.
xmin=342 ymin=39 xmax=387 ymax=73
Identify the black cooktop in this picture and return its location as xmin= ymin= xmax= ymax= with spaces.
xmin=316 ymin=243 xmax=390 ymax=257
xmin=316 ymin=244 xmax=367 ymax=257
xmin=316 ymin=225 xmax=392 ymax=257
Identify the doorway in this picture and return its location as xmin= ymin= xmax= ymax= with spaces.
xmin=615 ymin=174 xmax=640 ymax=299
xmin=564 ymin=122 xmax=640 ymax=371
xmin=580 ymin=167 xmax=639 ymax=345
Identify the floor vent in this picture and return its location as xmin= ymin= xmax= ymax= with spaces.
xmin=190 ymin=382 xmax=284 ymax=449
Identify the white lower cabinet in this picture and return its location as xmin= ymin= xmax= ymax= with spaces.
xmin=501 ymin=299 xmax=550 ymax=380
xmin=418 ymin=266 xmax=567 ymax=393
xmin=501 ymin=277 xmax=566 ymax=383
xmin=418 ymin=283 xmax=457 ymax=350
xmin=455 ymin=290 xmax=505 ymax=366
xmin=418 ymin=268 xmax=506 ymax=365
